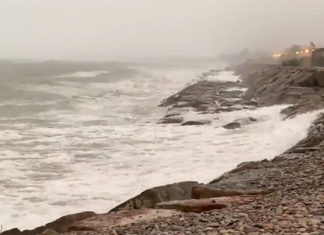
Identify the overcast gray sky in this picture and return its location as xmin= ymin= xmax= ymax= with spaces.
xmin=1 ymin=0 xmax=323 ymax=60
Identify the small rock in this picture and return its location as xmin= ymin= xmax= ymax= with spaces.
xmin=277 ymin=220 xmax=291 ymax=229
xmin=263 ymin=223 xmax=273 ymax=230
xmin=253 ymin=224 xmax=263 ymax=229
xmin=208 ymin=223 xmax=219 ymax=228
xmin=42 ymin=229 xmax=58 ymax=235
xmin=199 ymin=218 xmax=209 ymax=223
xmin=238 ymin=213 xmax=251 ymax=222
xmin=275 ymin=207 xmax=283 ymax=216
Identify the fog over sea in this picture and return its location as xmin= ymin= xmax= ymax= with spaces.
xmin=0 ymin=61 xmax=320 ymax=230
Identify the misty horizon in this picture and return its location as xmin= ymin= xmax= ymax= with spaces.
xmin=1 ymin=0 xmax=324 ymax=61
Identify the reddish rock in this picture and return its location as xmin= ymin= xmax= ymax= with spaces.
xmin=1 ymin=212 xmax=96 ymax=235
xmin=40 ymin=211 xmax=96 ymax=233
xmin=68 ymin=209 xmax=180 ymax=232
xmin=156 ymin=196 xmax=256 ymax=212
xmin=192 ymin=185 xmax=270 ymax=199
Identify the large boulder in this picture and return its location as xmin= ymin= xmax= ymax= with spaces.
xmin=110 ymin=181 xmax=199 ymax=212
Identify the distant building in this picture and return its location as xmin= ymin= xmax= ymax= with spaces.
xmin=272 ymin=42 xmax=320 ymax=67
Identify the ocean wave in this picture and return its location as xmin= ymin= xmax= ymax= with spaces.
xmin=53 ymin=70 xmax=110 ymax=78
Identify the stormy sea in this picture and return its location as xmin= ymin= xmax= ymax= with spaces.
xmin=0 ymin=60 xmax=319 ymax=230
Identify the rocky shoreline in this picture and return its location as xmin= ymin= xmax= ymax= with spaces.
xmin=2 ymin=63 xmax=324 ymax=235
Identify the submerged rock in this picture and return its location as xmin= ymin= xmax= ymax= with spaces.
xmin=223 ymin=122 xmax=241 ymax=129
xmin=164 ymin=112 xmax=182 ymax=118
xmin=223 ymin=117 xmax=257 ymax=129
xmin=181 ymin=120 xmax=211 ymax=126
xmin=158 ymin=116 xmax=183 ymax=124
xmin=235 ymin=117 xmax=257 ymax=124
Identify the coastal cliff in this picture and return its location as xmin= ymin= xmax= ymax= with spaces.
xmin=2 ymin=63 xmax=324 ymax=235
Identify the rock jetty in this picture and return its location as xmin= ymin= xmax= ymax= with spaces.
xmin=2 ymin=63 xmax=324 ymax=235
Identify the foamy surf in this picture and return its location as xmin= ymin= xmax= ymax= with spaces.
xmin=54 ymin=70 xmax=110 ymax=78
xmin=0 ymin=65 xmax=321 ymax=231
xmin=203 ymin=71 xmax=241 ymax=82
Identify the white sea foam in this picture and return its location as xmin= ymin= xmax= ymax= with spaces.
xmin=225 ymin=87 xmax=248 ymax=92
xmin=54 ymin=70 xmax=110 ymax=78
xmin=0 ymin=65 xmax=321 ymax=230
xmin=204 ymin=71 xmax=240 ymax=82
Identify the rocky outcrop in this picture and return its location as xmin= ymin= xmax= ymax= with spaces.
xmin=158 ymin=76 xmax=258 ymax=125
xmin=234 ymin=63 xmax=324 ymax=117
xmin=157 ymin=70 xmax=260 ymax=126
xmin=159 ymin=80 xmax=239 ymax=109
xmin=159 ymin=64 xmax=324 ymax=126
xmin=286 ymin=113 xmax=324 ymax=153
